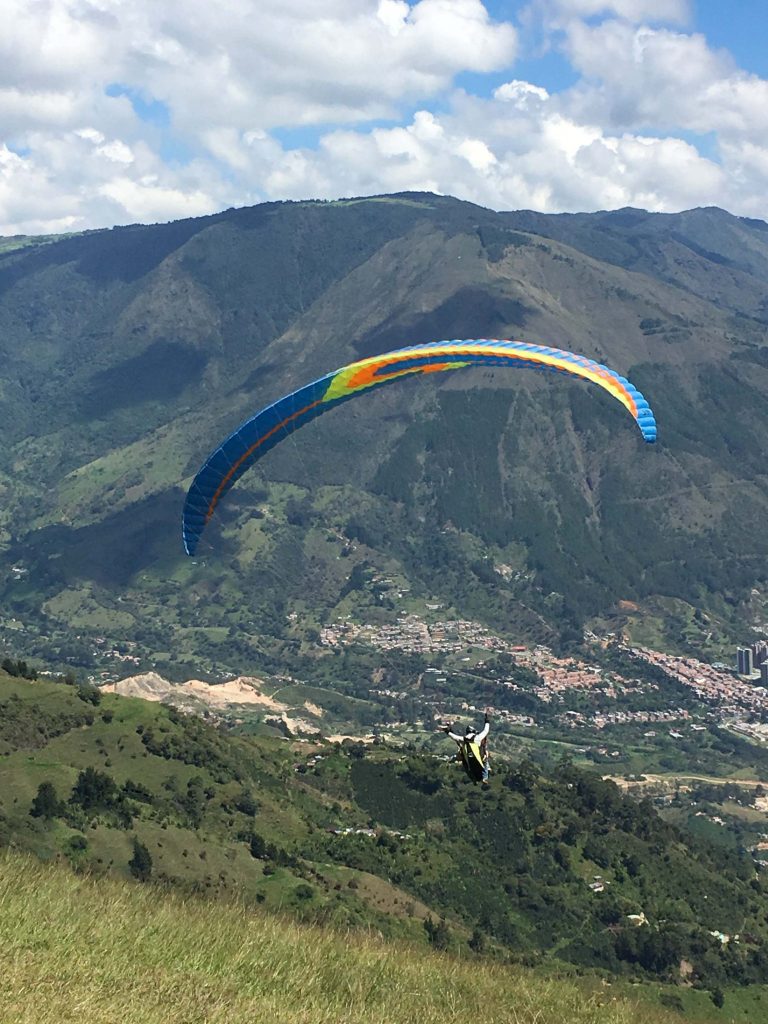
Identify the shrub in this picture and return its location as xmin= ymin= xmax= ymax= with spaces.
xmin=128 ymin=837 xmax=153 ymax=882
xmin=30 ymin=781 xmax=63 ymax=820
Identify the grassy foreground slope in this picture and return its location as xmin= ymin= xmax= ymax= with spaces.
xmin=6 ymin=667 xmax=768 ymax=996
xmin=0 ymin=850 xmax=678 ymax=1024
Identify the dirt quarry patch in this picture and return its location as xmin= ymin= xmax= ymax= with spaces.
xmin=103 ymin=673 xmax=287 ymax=711
xmin=183 ymin=677 xmax=285 ymax=709
xmin=268 ymin=711 xmax=322 ymax=736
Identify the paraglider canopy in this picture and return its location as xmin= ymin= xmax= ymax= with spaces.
xmin=182 ymin=338 xmax=657 ymax=555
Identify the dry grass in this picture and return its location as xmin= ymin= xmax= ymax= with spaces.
xmin=0 ymin=851 xmax=676 ymax=1024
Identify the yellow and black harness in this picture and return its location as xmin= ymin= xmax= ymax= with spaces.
xmin=458 ymin=738 xmax=485 ymax=782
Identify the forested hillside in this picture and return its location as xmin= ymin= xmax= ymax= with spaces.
xmin=0 ymin=194 xmax=767 ymax=675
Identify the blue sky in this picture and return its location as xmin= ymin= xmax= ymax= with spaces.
xmin=687 ymin=1 xmax=768 ymax=77
xmin=3 ymin=0 xmax=768 ymax=233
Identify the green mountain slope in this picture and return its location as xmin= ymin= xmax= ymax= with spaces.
xmin=0 ymin=194 xmax=767 ymax=674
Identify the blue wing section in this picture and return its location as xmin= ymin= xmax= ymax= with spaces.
xmin=182 ymin=375 xmax=335 ymax=555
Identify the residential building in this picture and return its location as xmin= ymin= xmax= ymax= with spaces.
xmin=738 ymin=647 xmax=754 ymax=677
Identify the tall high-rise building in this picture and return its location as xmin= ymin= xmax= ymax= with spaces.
xmin=761 ymin=662 xmax=768 ymax=687
xmin=752 ymin=641 xmax=768 ymax=667
xmin=737 ymin=647 xmax=754 ymax=676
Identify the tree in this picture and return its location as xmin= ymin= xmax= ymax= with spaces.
xmin=182 ymin=776 xmax=206 ymax=827
xmin=235 ymin=789 xmax=258 ymax=816
xmin=424 ymin=916 xmax=451 ymax=951
xmin=637 ymin=927 xmax=684 ymax=975
xmin=30 ymin=781 xmax=62 ymax=819
xmin=249 ymin=832 xmax=267 ymax=859
xmin=583 ymin=836 xmax=612 ymax=870
xmin=70 ymin=767 xmax=119 ymax=811
xmin=129 ymin=837 xmax=152 ymax=882
xmin=2 ymin=657 xmax=37 ymax=680
xmin=76 ymin=683 xmax=102 ymax=706
xmin=710 ymin=987 xmax=725 ymax=1009
xmin=468 ymin=927 xmax=486 ymax=954
xmin=505 ymin=758 xmax=539 ymax=796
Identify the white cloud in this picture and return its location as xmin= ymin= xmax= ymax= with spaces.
xmin=457 ymin=138 xmax=497 ymax=171
xmin=378 ymin=0 xmax=410 ymax=34
xmin=96 ymin=177 xmax=215 ymax=222
xmin=118 ymin=0 xmax=518 ymax=135
xmin=0 ymin=129 xmax=229 ymax=234
xmin=554 ymin=18 xmax=768 ymax=216
xmin=2 ymin=0 xmax=768 ymax=232
xmin=494 ymin=80 xmax=550 ymax=107
xmin=0 ymin=0 xmax=518 ymax=231
xmin=564 ymin=21 xmax=768 ymax=138
xmin=75 ymin=128 xmax=105 ymax=145
xmin=97 ymin=140 xmax=135 ymax=164
xmin=537 ymin=0 xmax=689 ymax=23
xmin=244 ymin=93 xmax=726 ymax=218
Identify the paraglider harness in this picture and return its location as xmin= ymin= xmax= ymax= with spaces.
xmin=443 ymin=716 xmax=490 ymax=784
xmin=459 ymin=734 xmax=485 ymax=783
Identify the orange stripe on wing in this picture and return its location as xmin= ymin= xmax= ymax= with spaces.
xmin=344 ymin=359 xmax=456 ymax=390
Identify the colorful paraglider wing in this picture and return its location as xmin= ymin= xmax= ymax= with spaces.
xmin=182 ymin=339 xmax=657 ymax=555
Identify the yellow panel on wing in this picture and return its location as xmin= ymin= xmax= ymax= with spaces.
xmin=322 ymin=353 xmax=468 ymax=404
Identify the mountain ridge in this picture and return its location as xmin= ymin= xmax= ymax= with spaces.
xmin=0 ymin=192 xmax=766 ymax=675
